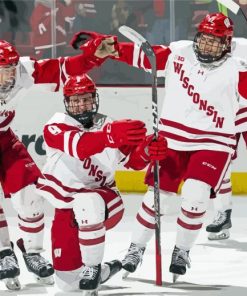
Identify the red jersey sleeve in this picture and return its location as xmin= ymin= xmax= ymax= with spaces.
xmin=114 ymin=42 xmax=171 ymax=75
xmin=32 ymin=54 xmax=105 ymax=90
xmin=44 ymin=123 xmax=108 ymax=159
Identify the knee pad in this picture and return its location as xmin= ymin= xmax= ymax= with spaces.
xmin=73 ymin=192 xmax=105 ymax=226
xmin=143 ymin=188 xmax=175 ymax=215
xmin=181 ymin=179 xmax=211 ymax=213
xmin=11 ymin=184 xmax=44 ymax=219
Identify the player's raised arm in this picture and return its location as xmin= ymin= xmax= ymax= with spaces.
xmin=70 ymin=31 xmax=171 ymax=75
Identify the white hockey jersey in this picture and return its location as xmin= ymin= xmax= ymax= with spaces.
xmin=116 ymin=40 xmax=247 ymax=154
xmin=36 ymin=112 xmax=126 ymax=208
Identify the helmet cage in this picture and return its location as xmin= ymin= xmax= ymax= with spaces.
xmin=193 ymin=32 xmax=231 ymax=63
xmin=64 ymin=91 xmax=99 ymax=127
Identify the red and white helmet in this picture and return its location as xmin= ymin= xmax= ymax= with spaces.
xmin=0 ymin=40 xmax=20 ymax=66
xmin=63 ymin=74 xmax=96 ymax=96
xmin=193 ymin=13 xmax=234 ymax=63
xmin=63 ymin=74 xmax=99 ymax=127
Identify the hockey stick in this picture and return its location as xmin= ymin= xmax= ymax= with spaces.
xmin=217 ymin=0 xmax=247 ymax=22
xmin=119 ymin=25 xmax=162 ymax=286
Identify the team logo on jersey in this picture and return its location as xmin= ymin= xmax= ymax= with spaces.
xmin=197 ymin=69 xmax=204 ymax=75
xmin=54 ymin=248 xmax=62 ymax=258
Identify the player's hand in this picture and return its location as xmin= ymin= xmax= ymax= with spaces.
xmin=103 ymin=119 xmax=147 ymax=148
xmin=147 ymin=135 xmax=167 ymax=161
xmin=70 ymin=31 xmax=119 ymax=58
xmin=95 ymin=36 xmax=119 ymax=58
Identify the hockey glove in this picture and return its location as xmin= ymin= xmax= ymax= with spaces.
xmin=103 ymin=119 xmax=147 ymax=148
xmin=147 ymin=134 xmax=168 ymax=161
xmin=70 ymin=31 xmax=119 ymax=58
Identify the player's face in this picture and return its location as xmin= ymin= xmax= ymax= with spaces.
xmin=197 ymin=33 xmax=223 ymax=58
xmin=67 ymin=93 xmax=95 ymax=115
xmin=0 ymin=65 xmax=16 ymax=92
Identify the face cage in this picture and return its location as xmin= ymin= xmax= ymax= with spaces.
xmin=64 ymin=92 xmax=99 ymax=127
xmin=193 ymin=33 xmax=230 ymax=64
xmin=0 ymin=66 xmax=17 ymax=104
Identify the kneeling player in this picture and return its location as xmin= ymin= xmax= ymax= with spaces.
xmin=36 ymin=74 xmax=167 ymax=294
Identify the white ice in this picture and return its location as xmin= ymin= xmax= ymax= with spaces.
xmin=0 ymin=193 xmax=247 ymax=296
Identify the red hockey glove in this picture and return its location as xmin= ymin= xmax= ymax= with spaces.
xmin=147 ymin=135 xmax=168 ymax=161
xmin=70 ymin=31 xmax=119 ymax=58
xmin=103 ymin=119 xmax=147 ymax=148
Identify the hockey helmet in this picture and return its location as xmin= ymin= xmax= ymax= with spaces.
xmin=64 ymin=74 xmax=99 ymax=127
xmin=0 ymin=40 xmax=19 ymax=104
xmin=193 ymin=13 xmax=234 ymax=63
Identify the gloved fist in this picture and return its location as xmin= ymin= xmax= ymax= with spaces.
xmin=70 ymin=31 xmax=119 ymax=58
xmin=147 ymin=135 xmax=167 ymax=161
xmin=103 ymin=119 xmax=147 ymax=148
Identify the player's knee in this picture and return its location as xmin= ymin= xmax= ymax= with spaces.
xmin=181 ymin=179 xmax=211 ymax=212
xmin=144 ymin=187 xmax=174 ymax=215
xmin=11 ymin=184 xmax=44 ymax=219
xmin=73 ymin=192 xmax=105 ymax=226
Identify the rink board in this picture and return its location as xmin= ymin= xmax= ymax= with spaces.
xmin=12 ymin=85 xmax=247 ymax=194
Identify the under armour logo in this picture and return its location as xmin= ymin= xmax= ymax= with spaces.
xmin=191 ymin=207 xmax=198 ymax=211
xmin=198 ymin=70 xmax=204 ymax=75
xmin=54 ymin=248 xmax=61 ymax=258
xmin=81 ymin=220 xmax=88 ymax=224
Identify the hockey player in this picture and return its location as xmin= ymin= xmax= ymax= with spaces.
xmin=35 ymin=74 xmax=167 ymax=294
xmin=0 ymin=39 xmax=108 ymax=290
xmin=69 ymin=12 xmax=247 ymax=282
xmin=206 ymin=37 xmax=247 ymax=240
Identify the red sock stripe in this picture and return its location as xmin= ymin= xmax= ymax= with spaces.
xmin=177 ymin=218 xmax=202 ymax=230
xmin=0 ymin=220 xmax=7 ymax=228
xmin=142 ymin=202 xmax=155 ymax=216
xmin=18 ymin=214 xmax=44 ymax=223
xmin=108 ymin=199 xmax=123 ymax=212
xmin=219 ymin=188 xmax=232 ymax=194
xmin=181 ymin=208 xmax=205 ymax=218
xmin=0 ymin=208 xmax=4 ymax=214
xmin=79 ymin=236 xmax=105 ymax=246
xmin=18 ymin=223 xmax=44 ymax=233
xmin=79 ymin=224 xmax=104 ymax=232
xmin=136 ymin=213 xmax=155 ymax=229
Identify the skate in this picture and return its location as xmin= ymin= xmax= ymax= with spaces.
xmin=206 ymin=209 xmax=232 ymax=240
xmin=101 ymin=259 xmax=122 ymax=284
xmin=169 ymin=246 xmax=191 ymax=283
xmin=122 ymin=243 xmax=146 ymax=279
xmin=79 ymin=264 xmax=101 ymax=295
xmin=16 ymin=238 xmax=54 ymax=285
xmin=0 ymin=248 xmax=21 ymax=290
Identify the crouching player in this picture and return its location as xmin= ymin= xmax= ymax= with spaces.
xmin=36 ymin=74 xmax=167 ymax=294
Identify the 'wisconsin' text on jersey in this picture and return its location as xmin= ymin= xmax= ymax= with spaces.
xmin=173 ymin=61 xmax=225 ymax=128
